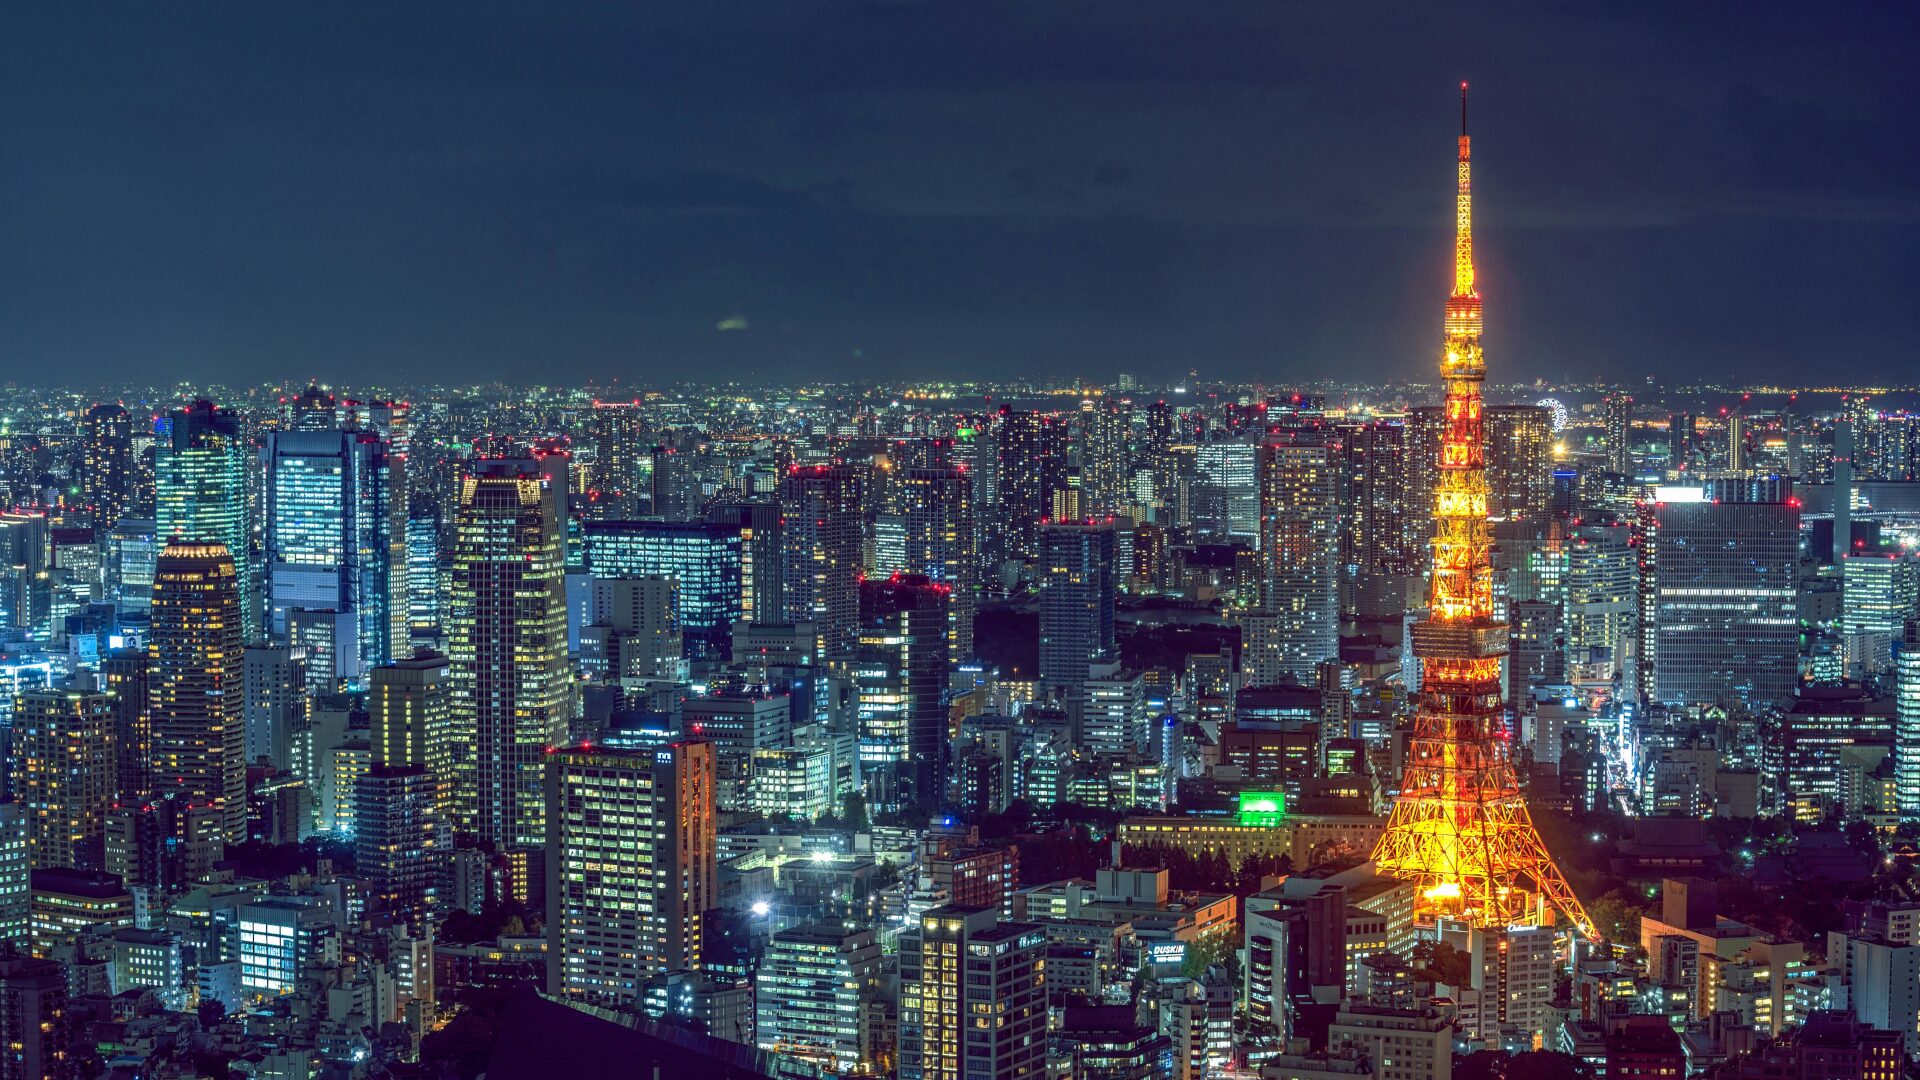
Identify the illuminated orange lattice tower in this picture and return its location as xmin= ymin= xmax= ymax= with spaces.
xmin=1371 ymin=85 xmax=1597 ymax=942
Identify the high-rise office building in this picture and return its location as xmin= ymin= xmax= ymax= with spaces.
xmin=1896 ymin=621 xmax=1920 ymax=819
xmin=856 ymin=574 xmax=950 ymax=815
xmin=546 ymin=741 xmax=716 ymax=1007
xmin=405 ymin=507 xmax=442 ymax=649
xmin=82 ymin=403 xmax=136 ymax=531
xmin=899 ymin=905 xmax=1046 ymax=1080
xmin=12 ymin=681 xmax=115 ymax=872
xmin=779 ymin=465 xmax=865 ymax=669
xmin=1841 ymin=553 xmax=1918 ymax=671
xmin=584 ymin=519 xmax=742 ymax=662
xmin=1195 ymin=440 xmax=1260 ymax=545
xmin=1668 ymin=413 xmax=1695 ymax=473
xmin=893 ymin=466 xmax=977 ymax=661
xmin=579 ymin=576 xmax=680 ymax=681
xmin=155 ymin=400 xmax=256 ymax=641
xmin=262 ymin=429 xmax=406 ymax=677
xmin=0 ymin=513 xmax=50 ymax=636
xmin=1603 ymin=392 xmax=1632 ymax=474
xmin=149 ymin=542 xmax=247 ymax=841
xmin=706 ymin=500 xmax=782 ymax=624
xmin=756 ymin=923 xmax=882 ymax=1075
xmin=356 ymin=765 xmax=443 ymax=921
xmin=370 ymin=649 xmax=452 ymax=776
xmin=1038 ymin=521 xmax=1117 ymax=709
xmin=1564 ymin=519 xmax=1636 ymax=678
xmin=1649 ymin=487 xmax=1799 ymax=709
xmin=242 ymin=644 xmax=308 ymax=771
xmin=1258 ymin=437 xmax=1340 ymax=680
xmin=449 ymin=459 xmax=568 ymax=849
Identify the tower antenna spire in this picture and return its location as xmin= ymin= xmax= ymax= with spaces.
xmin=1461 ymin=80 xmax=1468 ymax=138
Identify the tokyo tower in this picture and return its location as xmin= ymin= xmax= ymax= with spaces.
xmin=1370 ymin=85 xmax=1598 ymax=942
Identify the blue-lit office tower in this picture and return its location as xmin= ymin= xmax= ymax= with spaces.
xmin=1038 ymin=521 xmax=1117 ymax=708
xmin=263 ymin=430 xmax=406 ymax=680
xmin=857 ymin=574 xmax=950 ymax=815
xmin=105 ymin=519 xmax=157 ymax=614
xmin=893 ymin=467 xmax=977 ymax=661
xmin=155 ymin=400 xmax=257 ymax=641
xmin=406 ymin=507 xmax=442 ymax=650
xmin=1649 ymin=483 xmax=1799 ymax=709
xmin=0 ymin=514 xmax=50 ymax=637
xmin=583 ymin=520 xmax=742 ymax=663
xmin=1898 ymin=621 xmax=1920 ymax=818
xmin=779 ymin=465 xmax=865 ymax=670
xmin=1196 ymin=440 xmax=1260 ymax=546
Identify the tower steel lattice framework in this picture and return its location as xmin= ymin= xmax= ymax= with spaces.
xmin=1370 ymin=85 xmax=1598 ymax=943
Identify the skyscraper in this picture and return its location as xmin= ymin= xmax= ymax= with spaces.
xmin=582 ymin=519 xmax=742 ymax=662
xmin=449 ymin=459 xmax=568 ymax=849
xmin=996 ymin=409 xmax=1067 ymax=562
xmin=893 ymin=466 xmax=977 ymax=661
xmin=1080 ymin=401 xmax=1130 ymax=518
xmin=1258 ymin=436 xmax=1340 ymax=680
xmin=155 ymin=400 xmax=256 ymax=641
xmin=12 ymin=681 xmax=115 ymax=872
xmin=149 ymin=542 xmax=247 ymax=841
xmin=1038 ymin=521 xmax=1117 ymax=709
xmin=856 ymin=574 xmax=951 ymax=815
xmin=262 ymin=429 xmax=406 ymax=677
xmin=779 ymin=465 xmax=865 ymax=669
xmin=243 ymin=644 xmax=308 ymax=772
xmin=591 ymin=401 xmax=648 ymax=517
xmin=361 ymin=650 xmax=453 ymax=920
xmin=98 ymin=649 xmax=152 ymax=805
xmin=546 ymin=741 xmax=716 ymax=1007
xmin=1648 ymin=487 xmax=1799 ymax=709
xmin=1195 ymin=440 xmax=1260 ymax=545
xmin=1897 ymin=621 xmax=1920 ymax=819
xmin=1485 ymin=404 xmax=1554 ymax=527
xmin=1603 ymin=392 xmax=1632 ymax=474
xmin=82 ymin=403 xmax=135 ymax=531
xmin=1372 ymin=87 xmax=1594 ymax=941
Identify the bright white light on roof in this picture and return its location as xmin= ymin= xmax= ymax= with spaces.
xmin=1653 ymin=485 xmax=1706 ymax=503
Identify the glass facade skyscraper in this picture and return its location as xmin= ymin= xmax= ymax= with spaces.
xmin=1649 ymin=488 xmax=1800 ymax=709
xmin=582 ymin=519 xmax=742 ymax=662
xmin=156 ymin=400 xmax=256 ymax=641
xmin=263 ymin=429 xmax=405 ymax=679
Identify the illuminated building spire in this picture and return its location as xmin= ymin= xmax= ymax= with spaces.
xmin=1372 ymin=86 xmax=1597 ymax=943
xmin=1455 ymin=81 xmax=1474 ymax=299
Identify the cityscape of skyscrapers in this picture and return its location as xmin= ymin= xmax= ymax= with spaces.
xmin=0 ymin=5 xmax=1915 ymax=1076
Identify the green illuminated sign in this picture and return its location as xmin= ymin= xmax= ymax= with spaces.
xmin=1237 ymin=791 xmax=1286 ymax=826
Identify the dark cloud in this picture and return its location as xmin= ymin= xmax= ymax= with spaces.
xmin=0 ymin=0 xmax=1914 ymax=386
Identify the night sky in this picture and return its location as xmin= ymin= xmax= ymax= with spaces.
xmin=3 ymin=3 xmax=1917 ymax=387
